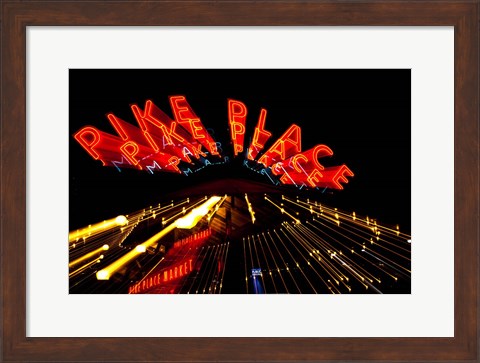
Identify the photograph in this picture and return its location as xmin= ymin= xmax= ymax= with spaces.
xmin=2 ymin=0 xmax=477 ymax=361
xmin=69 ymin=69 xmax=411 ymax=294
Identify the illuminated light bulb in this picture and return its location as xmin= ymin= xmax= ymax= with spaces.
xmin=102 ymin=244 xmax=109 ymax=250
xmin=115 ymin=215 xmax=128 ymax=226
xmin=135 ymin=245 xmax=146 ymax=253
xmin=96 ymin=270 xmax=110 ymax=280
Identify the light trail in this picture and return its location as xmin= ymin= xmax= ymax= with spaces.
xmin=185 ymin=247 xmax=206 ymax=294
xmin=261 ymin=233 xmax=289 ymax=293
xmin=69 ymin=215 xmax=128 ymax=243
xmin=162 ymin=196 xmax=208 ymax=226
xmin=203 ymin=244 xmax=222 ymax=294
xmin=69 ymin=244 xmax=109 ymax=269
xmin=308 ymin=217 xmax=411 ymax=275
xmin=196 ymin=246 xmax=215 ymax=294
xmin=274 ymin=228 xmax=318 ymax=293
xmin=266 ymin=230 xmax=301 ymax=293
xmin=256 ymin=234 xmax=278 ymax=293
xmin=69 ymin=256 xmax=103 ymax=278
xmin=96 ymin=196 xmax=222 ymax=280
xmin=264 ymin=195 xmax=300 ymax=224
xmin=218 ymin=242 xmax=230 ymax=294
xmin=278 ymin=227 xmax=324 ymax=293
xmin=251 ymin=234 xmax=267 ymax=293
xmin=245 ymin=193 xmax=256 ymax=224
xmin=295 ymin=222 xmax=380 ymax=284
xmin=282 ymin=224 xmax=343 ymax=292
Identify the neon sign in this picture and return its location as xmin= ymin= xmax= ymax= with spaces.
xmin=74 ymin=96 xmax=353 ymax=190
xmin=228 ymin=99 xmax=247 ymax=156
xmin=247 ymin=108 xmax=271 ymax=161
xmin=128 ymin=257 xmax=194 ymax=294
xmin=173 ymin=228 xmax=212 ymax=249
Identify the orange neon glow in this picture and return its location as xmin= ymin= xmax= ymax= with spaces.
xmin=247 ymin=108 xmax=272 ymax=160
xmin=74 ymin=127 xmax=101 ymax=160
xmin=73 ymin=97 xmax=353 ymax=189
xmin=228 ymin=100 xmax=247 ymax=156
xmin=168 ymin=156 xmax=181 ymax=173
xmin=270 ymin=162 xmax=285 ymax=176
xmin=120 ymin=141 xmax=141 ymax=168
xmin=173 ymin=228 xmax=212 ymax=248
xmin=319 ymin=165 xmax=355 ymax=189
xmin=74 ymin=126 xmax=141 ymax=167
xmin=128 ymin=257 xmax=194 ymax=294
xmin=131 ymin=101 xmax=185 ymax=145
xmin=306 ymin=168 xmax=323 ymax=187
xmin=258 ymin=124 xmax=301 ymax=167
xmin=131 ymin=100 xmax=204 ymax=163
xmin=290 ymin=153 xmax=309 ymax=173
xmin=169 ymin=96 xmax=219 ymax=156
xmin=278 ymin=144 xmax=334 ymax=174
xmin=277 ymin=164 xmax=354 ymax=189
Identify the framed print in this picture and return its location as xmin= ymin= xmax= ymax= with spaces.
xmin=1 ymin=1 xmax=478 ymax=362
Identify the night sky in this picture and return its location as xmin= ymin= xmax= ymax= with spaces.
xmin=69 ymin=69 xmax=411 ymax=233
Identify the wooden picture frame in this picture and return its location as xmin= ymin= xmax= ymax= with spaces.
xmin=1 ymin=1 xmax=478 ymax=361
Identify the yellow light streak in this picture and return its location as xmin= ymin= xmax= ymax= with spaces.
xmin=256 ymin=234 xmax=278 ymax=293
xmin=69 ymin=256 xmax=103 ymax=278
xmin=96 ymin=222 xmax=176 ymax=280
xmin=176 ymin=196 xmax=222 ymax=229
xmin=265 ymin=195 xmax=300 ymax=224
xmin=96 ymin=196 xmax=221 ymax=280
xmin=69 ymin=244 xmax=109 ymax=269
xmin=261 ymin=233 xmax=289 ymax=293
xmin=69 ymin=215 xmax=128 ymax=242
xmin=245 ymin=194 xmax=256 ymax=224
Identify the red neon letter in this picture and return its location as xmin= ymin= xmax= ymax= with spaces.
xmin=120 ymin=141 xmax=141 ymax=168
xmin=74 ymin=126 xmax=101 ymax=160
xmin=306 ymin=169 xmax=323 ymax=187
xmin=131 ymin=100 xmax=203 ymax=163
xmin=228 ymin=100 xmax=247 ymax=156
xmin=169 ymin=96 xmax=219 ymax=156
xmin=247 ymin=108 xmax=272 ymax=160
xmin=258 ymin=124 xmax=302 ymax=167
